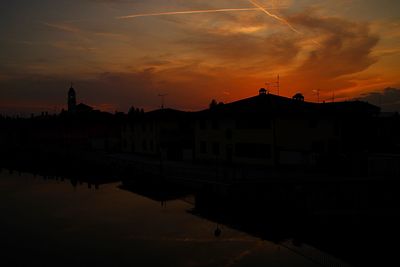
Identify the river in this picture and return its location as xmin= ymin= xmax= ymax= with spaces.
xmin=0 ymin=168 xmax=354 ymax=267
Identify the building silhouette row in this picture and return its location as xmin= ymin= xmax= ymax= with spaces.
xmin=68 ymin=84 xmax=94 ymax=113
xmin=1 ymin=85 xmax=400 ymax=177
xmin=120 ymin=88 xmax=399 ymax=173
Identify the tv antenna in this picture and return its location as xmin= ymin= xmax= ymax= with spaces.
xmin=158 ymin=93 xmax=168 ymax=109
xmin=265 ymin=75 xmax=280 ymax=96
xmin=312 ymin=89 xmax=320 ymax=103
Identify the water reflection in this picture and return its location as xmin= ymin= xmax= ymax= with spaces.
xmin=1 ymin=168 xmax=399 ymax=267
xmin=118 ymin=178 xmax=400 ymax=267
xmin=0 ymin=169 xmax=349 ymax=267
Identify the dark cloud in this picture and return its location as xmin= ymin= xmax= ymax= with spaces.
xmin=279 ymin=11 xmax=381 ymax=98
xmin=181 ymin=31 xmax=300 ymax=67
xmin=290 ymin=12 xmax=379 ymax=78
xmin=357 ymin=87 xmax=400 ymax=112
xmin=172 ymin=10 xmax=381 ymax=100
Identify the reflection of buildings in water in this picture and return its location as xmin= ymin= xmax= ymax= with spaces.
xmin=189 ymin=190 xmax=356 ymax=267
xmin=119 ymin=181 xmax=191 ymax=205
xmin=188 ymin=180 xmax=400 ymax=267
xmin=214 ymin=224 xmax=222 ymax=238
xmin=71 ymin=178 xmax=78 ymax=188
xmin=37 ymin=172 xmax=112 ymax=190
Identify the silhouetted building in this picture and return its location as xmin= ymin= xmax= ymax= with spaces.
xmin=194 ymin=89 xmax=380 ymax=169
xmin=259 ymin=88 xmax=267 ymax=95
xmin=121 ymin=108 xmax=194 ymax=161
xmin=68 ymin=85 xmax=76 ymax=112
xmin=292 ymin=93 xmax=304 ymax=102
xmin=3 ymin=85 xmax=400 ymax=177
xmin=67 ymin=85 xmax=95 ymax=114
xmin=117 ymin=88 xmax=400 ymax=174
xmin=75 ymin=103 xmax=93 ymax=113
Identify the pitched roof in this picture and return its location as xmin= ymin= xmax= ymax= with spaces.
xmin=76 ymin=103 xmax=94 ymax=112
xmin=198 ymin=92 xmax=380 ymax=118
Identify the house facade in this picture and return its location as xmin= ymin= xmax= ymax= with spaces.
xmin=121 ymin=109 xmax=195 ymax=161
xmin=120 ymin=88 xmax=384 ymax=170
xmin=194 ymin=89 xmax=380 ymax=167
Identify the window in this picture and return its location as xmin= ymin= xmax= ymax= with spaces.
xmin=312 ymin=141 xmax=324 ymax=153
xmin=309 ymin=119 xmax=318 ymax=128
xmin=199 ymin=120 xmax=206 ymax=130
xmin=142 ymin=140 xmax=147 ymax=151
xmin=225 ymin=129 xmax=233 ymax=140
xmin=212 ymin=142 xmax=220 ymax=156
xmin=200 ymin=141 xmax=207 ymax=153
xmin=236 ymin=118 xmax=271 ymax=129
xmin=211 ymin=120 xmax=219 ymax=130
xmin=235 ymin=143 xmax=271 ymax=158
xmin=150 ymin=140 xmax=154 ymax=151
xmin=334 ymin=121 xmax=340 ymax=136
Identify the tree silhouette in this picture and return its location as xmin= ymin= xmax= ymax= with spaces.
xmin=209 ymin=99 xmax=218 ymax=109
xmin=128 ymin=106 xmax=135 ymax=116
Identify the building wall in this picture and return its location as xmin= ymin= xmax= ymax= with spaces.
xmin=121 ymin=118 xmax=194 ymax=160
xmin=195 ymin=116 xmax=340 ymax=167
xmin=121 ymin=121 xmax=158 ymax=156
xmin=275 ymin=117 xmax=340 ymax=165
xmin=195 ymin=117 xmax=275 ymax=165
xmin=121 ymin=111 xmax=347 ymax=167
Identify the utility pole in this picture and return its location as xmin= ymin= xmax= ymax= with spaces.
xmin=158 ymin=94 xmax=168 ymax=109
xmin=312 ymin=89 xmax=320 ymax=103
xmin=277 ymin=75 xmax=280 ymax=96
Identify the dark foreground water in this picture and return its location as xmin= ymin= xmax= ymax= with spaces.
xmin=0 ymin=169 xmax=353 ymax=267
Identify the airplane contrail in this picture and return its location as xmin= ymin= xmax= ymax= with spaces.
xmin=247 ymin=0 xmax=300 ymax=34
xmin=248 ymin=0 xmax=321 ymax=46
xmin=116 ymin=2 xmax=316 ymax=44
xmin=117 ymin=8 xmax=262 ymax=19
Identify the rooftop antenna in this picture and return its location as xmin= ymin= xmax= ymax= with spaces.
xmin=265 ymin=75 xmax=280 ymax=96
xmin=277 ymin=75 xmax=280 ymax=96
xmin=312 ymin=89 xmax=320 ymax=103
xmin=158 ymin=93 xmax=168 ymax=109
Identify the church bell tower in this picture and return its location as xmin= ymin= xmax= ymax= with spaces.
xmin=68 ymin=83 xmax=76 ymax=112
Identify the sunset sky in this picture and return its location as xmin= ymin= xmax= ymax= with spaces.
xmin=1 ymin=0 xmax=399 ymax=114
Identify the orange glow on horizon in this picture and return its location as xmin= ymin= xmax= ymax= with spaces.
xmin=0 ymin=0 xmax=399 ymax=113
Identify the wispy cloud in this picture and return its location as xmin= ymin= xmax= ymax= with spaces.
xmin=357 ymin=87 xmax=400 ymax=112
xmin=1 ymin=0 xmax=398 ymax=114
xmin=41 ymin=22 xmax=81 ymax=33
xmin=51 ymin=41 xmax=97 ymax=52
xmin=283 ymin=11 xmax=380 ymax=98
